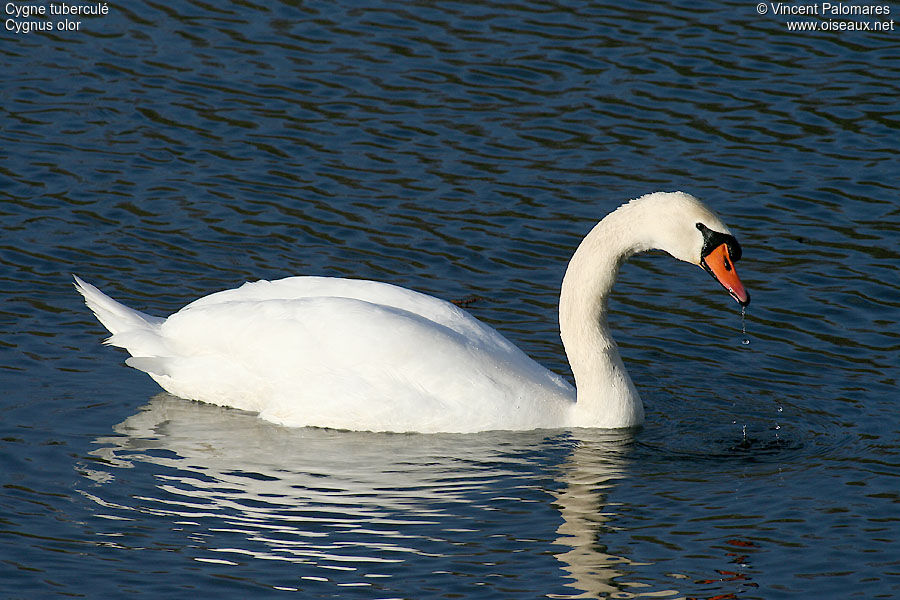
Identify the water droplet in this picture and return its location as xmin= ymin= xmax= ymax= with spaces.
xmin=739 ymin=306 xmax=750 ymax=346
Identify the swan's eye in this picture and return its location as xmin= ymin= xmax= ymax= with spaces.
xmin=696 ymin=222 xmax=742 ymax=263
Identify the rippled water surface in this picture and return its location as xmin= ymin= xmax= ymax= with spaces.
xmin=3 ymin=1 xmax=900 ymax=598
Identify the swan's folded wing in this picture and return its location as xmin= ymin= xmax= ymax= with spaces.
xmin=178 ymin=276 xmax=521 ymax=356
xmin=150 ymin=295 xmax=572 ymax=432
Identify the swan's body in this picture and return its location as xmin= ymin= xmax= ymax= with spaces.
xmin=76 ymin=192 xmax=749 ymax=433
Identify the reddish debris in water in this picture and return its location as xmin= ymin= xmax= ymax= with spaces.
xmin=451 ymin=294 xmax=488 ymax=308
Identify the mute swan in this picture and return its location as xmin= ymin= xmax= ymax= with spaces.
xmin=75 ymin=191 xmax=749 ymax=433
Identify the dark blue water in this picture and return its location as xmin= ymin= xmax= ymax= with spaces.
xmin=3 ymin=1 xmax=899 ymax=598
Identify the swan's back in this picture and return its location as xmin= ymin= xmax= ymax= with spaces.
xmin=184 ymin=277 xmax=515 ymax=351
xmin=80 ymin=276 xmax=574 ymax=433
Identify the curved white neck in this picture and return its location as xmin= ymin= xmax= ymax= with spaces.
xmin=559 ymin=202 xmax=651 ymax=428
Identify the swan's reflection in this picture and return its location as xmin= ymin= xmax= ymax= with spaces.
xmin=552 ymin=429 xmax=635 ymax=598
xmin=81 ymin=394 xmax=642 ymax=597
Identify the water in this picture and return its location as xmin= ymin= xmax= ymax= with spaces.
xmin=2 ymin=0 xmax=899 ymax=597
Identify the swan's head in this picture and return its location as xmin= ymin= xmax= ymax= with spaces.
xmin=633 ymin=191 xmax=750 ymax=306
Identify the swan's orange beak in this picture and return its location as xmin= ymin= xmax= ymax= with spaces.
xmin=701 ymin=243 xmax=750 ymax=306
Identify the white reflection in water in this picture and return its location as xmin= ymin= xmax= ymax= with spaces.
xmin=81 ymin=394 xmax=651 ymax=597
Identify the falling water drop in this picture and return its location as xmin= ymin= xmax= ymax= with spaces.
xmin=740 ymin=305 xmax=750 ymax=345
xmin=773 ymin=405 xmax=783 ymax=440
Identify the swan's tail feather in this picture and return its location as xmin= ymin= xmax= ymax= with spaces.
xmin=125 ymin=356 xmax=172 ymax=377
xmin=73 ymin=275 xmax=165 ymax=338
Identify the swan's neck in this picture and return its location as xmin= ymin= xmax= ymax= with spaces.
xmin=559 ymin=203 xmax=650 ymax=428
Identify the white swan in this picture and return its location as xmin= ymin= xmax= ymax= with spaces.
xmin=75 ymin=191 xmax=749 ymax=433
